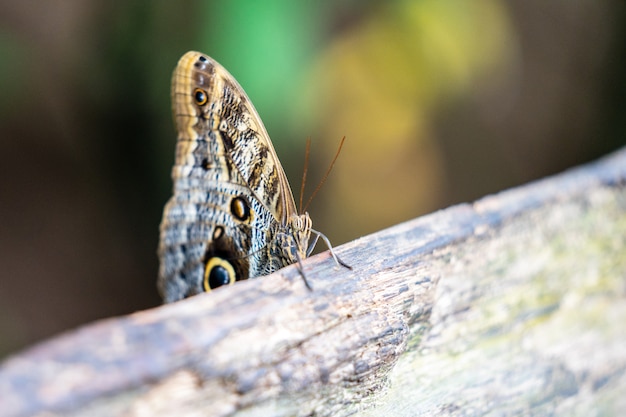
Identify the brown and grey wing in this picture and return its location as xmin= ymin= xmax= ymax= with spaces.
xmin=157 ymin=164 xmax=280 ymax=302
xmin=186 ymin=51 xmax=299 ymax=224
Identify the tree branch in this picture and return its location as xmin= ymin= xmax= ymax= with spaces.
xmin=2 ymin=148 xmax=626 ymax=416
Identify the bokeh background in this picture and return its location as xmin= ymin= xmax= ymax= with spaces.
xmin=0 ymin=0 xmax=624 ymax=358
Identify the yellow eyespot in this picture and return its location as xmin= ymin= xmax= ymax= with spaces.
xmin=230 ymin=196 xmax=252 ymax=222
xmin=193 ymin=88 xmax=208 ymax=106
xmin=203 ymin=257 xmax=236 ymax=291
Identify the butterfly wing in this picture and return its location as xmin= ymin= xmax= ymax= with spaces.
xmin=158 ymin=51 xmax=305 ymax=302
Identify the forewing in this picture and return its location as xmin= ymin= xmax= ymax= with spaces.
xmin=171 ymin=51 xmax=297 ymax=223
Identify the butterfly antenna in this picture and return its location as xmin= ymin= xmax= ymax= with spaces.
xmin=299 ymin=137 xmax=311 ymax=214
xmin=302 ymin=136 xmax=346 ymax=213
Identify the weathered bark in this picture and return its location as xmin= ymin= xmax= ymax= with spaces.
xmin=1 ymin=148 xmax=626 ymax=417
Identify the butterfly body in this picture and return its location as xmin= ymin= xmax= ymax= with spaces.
xmin=158 ymin=51 xmax=311 ymax=302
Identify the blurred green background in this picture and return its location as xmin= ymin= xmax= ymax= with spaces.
xmin=0 ymin=0 xmax=624 ymax=358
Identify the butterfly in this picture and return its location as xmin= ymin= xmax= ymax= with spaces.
xmin=158 ymin=51 xmax=347 ymax=302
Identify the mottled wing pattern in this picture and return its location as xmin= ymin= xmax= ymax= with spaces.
xmin=158 ymin=51 xmax=311 ymax=302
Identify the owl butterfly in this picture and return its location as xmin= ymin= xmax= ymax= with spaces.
xmin=158 ymin=51 xmax=347 ymax=302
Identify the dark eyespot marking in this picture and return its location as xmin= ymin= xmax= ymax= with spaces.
xmin=199 ymin=55 xmax=208 ymax=63
xmin=208 ymin=265 xmax=230 ymax=289
xmin=201 ymin=158 xmax=210 ymax=170
xmin=230 ymin=196 xmax=251 ymax=222
xmin=203 ymin=257 xmax=235 ymax=291
xmin=193 ymin=88 xmax=208 ymax=106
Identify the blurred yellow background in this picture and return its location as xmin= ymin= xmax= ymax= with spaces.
xmin=0 ymin=0 xmax=624 ymax=358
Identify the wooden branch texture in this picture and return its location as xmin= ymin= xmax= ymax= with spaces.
xmin=2 ymin=148 xmax=626 ymax=417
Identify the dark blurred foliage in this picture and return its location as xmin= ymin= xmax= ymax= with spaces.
xmin=0 ymin=0 xmax=624 ymax=358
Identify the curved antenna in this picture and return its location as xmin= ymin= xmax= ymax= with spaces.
xmin=302 ymin=136 xmax=346 ymax=213
xmin=298 ymin=138 xmax=311 ymax=214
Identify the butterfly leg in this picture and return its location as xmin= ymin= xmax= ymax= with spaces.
xmin=310 ymin=229 xmax=352 ymax=270
xmin=294 ymin=249 xmax=313 ymax=291
xmin=306 ymin=233 xmax=321 ymax=257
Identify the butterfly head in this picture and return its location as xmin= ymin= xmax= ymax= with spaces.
xmin=283 ymin=212 xmax=312 ymax=262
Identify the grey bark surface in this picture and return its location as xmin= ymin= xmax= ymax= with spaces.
xmin=1 ymin=148 xmax=626 ymax=417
